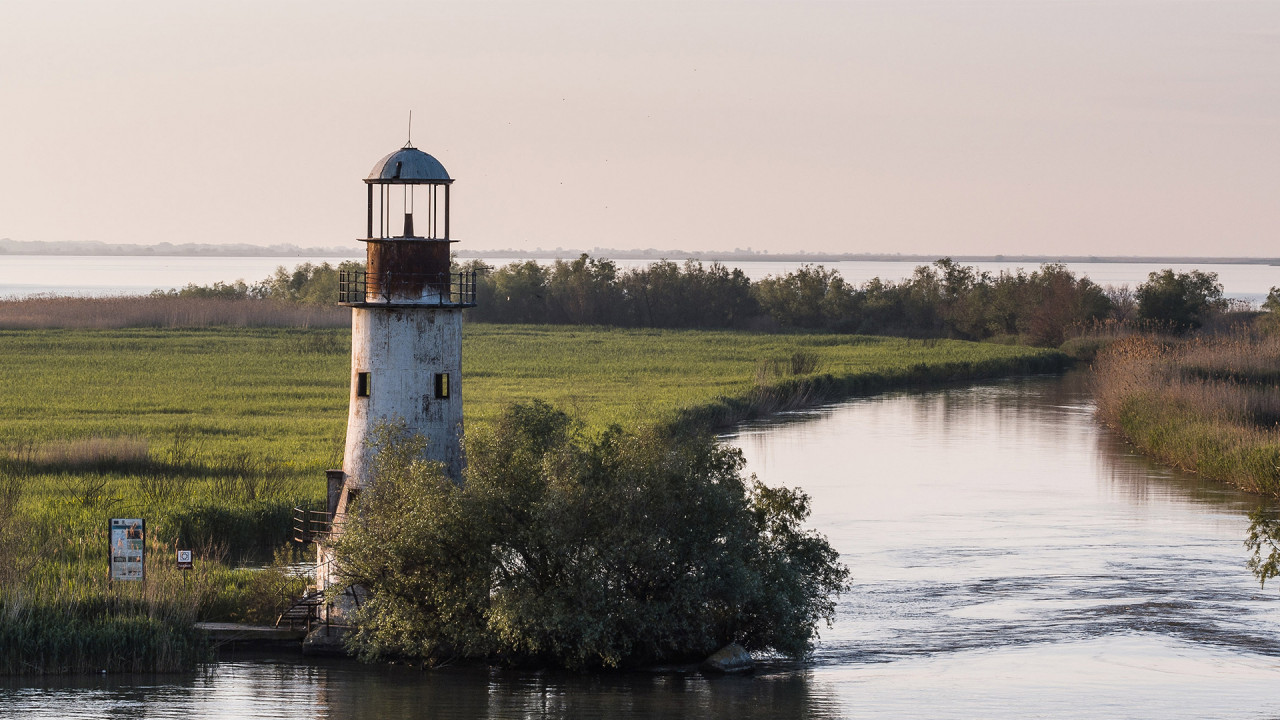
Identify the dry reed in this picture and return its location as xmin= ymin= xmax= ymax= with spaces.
xmin=1093 ymin=333 xmax=1280 ymax=495
xmin=0 ymin=295 xmax=349 ymax=329
xmin=31 ymin=437 xmax=149 ymax=467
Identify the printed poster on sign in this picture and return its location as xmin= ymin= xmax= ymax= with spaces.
xmin=110 ymin=518 xmax=145 ymax=581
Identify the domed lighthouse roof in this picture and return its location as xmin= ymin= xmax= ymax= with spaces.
xmin=365 ymin=144 xmax=452 ymax=184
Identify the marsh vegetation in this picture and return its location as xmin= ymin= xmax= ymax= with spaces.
xmin=1093 ymin=332 xmax=1280 ymax=496
xmin=0 ymin=256 xmax=1175 ymax=347
xmin=0 ymin=325 xmax=1059 ymax=673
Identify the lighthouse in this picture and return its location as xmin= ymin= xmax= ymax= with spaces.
xmin=337 ymin=140 xmax=474 ymax=486
xmin=315 ymin=139 xmax=475 ymax=598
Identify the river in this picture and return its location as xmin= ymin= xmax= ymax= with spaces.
xmin=3 ymin=374 xmax=1280 ymax=718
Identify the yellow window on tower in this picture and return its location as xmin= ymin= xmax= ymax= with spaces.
xmin=356 ymin=372 xmax=371 ymax=397
xmin=435 ymin=373 xmax=449 ymax=399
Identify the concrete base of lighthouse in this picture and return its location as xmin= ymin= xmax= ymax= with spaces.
xmin=315 ymin=303 xmax=466 ymax=606
xmin=342 ymin=306 xmax=465 ymax=487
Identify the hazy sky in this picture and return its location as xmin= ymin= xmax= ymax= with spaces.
xmin=1 ymin=1 xmax=1277 ymax=256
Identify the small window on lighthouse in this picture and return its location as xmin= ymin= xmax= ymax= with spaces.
xmin=356 ymin=372 xmax=371 ymax=397
xmin=435 ymin=373 xmax=449 ymax=399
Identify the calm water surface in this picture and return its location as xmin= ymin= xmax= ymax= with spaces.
xmin=0 ymin=255 xmax=352 ymax=297
xmin=4 ymin=374 xmax=1280 ymax=718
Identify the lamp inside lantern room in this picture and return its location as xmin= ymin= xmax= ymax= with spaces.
xmin=367 ymin=180 xmax=450 ymax=240
xmin=402 ymin=184 xmax=414 ymax=238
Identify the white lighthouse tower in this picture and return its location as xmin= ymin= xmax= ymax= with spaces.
xmin=338 ymin=140 xmax=473 ymax=487
xmin=315 ymin=140 xmax=475 ymax=598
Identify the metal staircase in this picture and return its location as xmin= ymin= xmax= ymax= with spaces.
xmin=275 ymin=589 xmax=324 ymax=631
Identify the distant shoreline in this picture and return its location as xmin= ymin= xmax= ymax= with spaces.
xmin=1 ymin=239 xmax=1277 ymax=265
xmin=456 ymin=251 xmax=1280 ymax=266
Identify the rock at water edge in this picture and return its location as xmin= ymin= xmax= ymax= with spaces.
xmin=701 ymin=643 xmax=754 ymax=674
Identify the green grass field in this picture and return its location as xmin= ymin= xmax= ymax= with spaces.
xmin=1 ymin=325 xmax=1063 ymax=455
xmin=1 ymin=325 xmax=1065 ymax=549
xmin=0 ymin=325 xmax=1062 ymax=673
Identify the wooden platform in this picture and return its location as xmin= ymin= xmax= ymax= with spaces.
xmin=195 ymin=622 xmax=307 ymax=647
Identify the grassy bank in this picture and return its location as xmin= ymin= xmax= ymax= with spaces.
xmin=1093 ymin=334 xmax=1280 ymax=496
xmin=0 ymin=325 xmax=1063 ymax=673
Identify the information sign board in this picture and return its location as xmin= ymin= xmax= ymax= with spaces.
xmin=176 ymin=549 xmax=193 ymax=569
xmin=109 ymin=518 xmax=146 ymax=581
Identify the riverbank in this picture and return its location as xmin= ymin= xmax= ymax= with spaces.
xmin=1093 ymin=333 xmax=1280 ymax=496
xmin=8 ymin=374 xmax=1280 ymax=716
xmin=0 ymin=326 xmax=1063 ymax=674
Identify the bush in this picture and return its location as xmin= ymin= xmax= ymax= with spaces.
xmin=1135 ymin=269 xmax=1225 ymax=333
xmin=753 ymin=265 xmax=859 ymax=331
xmin=331 ymin=403 xmax=849 ymax=669
xmin=255 ymin=261 xmax=364 ymax=305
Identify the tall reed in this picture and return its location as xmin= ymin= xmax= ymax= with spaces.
xmin=0 ymin=296 xmax=349 ymax=329
xmin=0 ymin=529 xmax=220 ymax=674
xmin=1093 ymin=333 xmax=1280 ymax=495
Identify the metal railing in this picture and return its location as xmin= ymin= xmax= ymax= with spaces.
xmin=275 ymin=589 xmax=323 ymax=631
xmin=292 ymin=507 xmax=344 ymax=544
xmin=338 ymin=269 xmax=477 ymax=307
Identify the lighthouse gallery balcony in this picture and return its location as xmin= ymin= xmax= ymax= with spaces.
xmin=338 ymin=269 xmax=477 ymax=308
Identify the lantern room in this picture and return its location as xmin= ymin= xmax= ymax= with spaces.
xmin=363 ymin=143 xmax=452 ymax=241
xmin=339 ymin=142 xmax=475 ymax=307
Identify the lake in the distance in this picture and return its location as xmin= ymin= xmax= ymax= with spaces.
xmin=1 ymin=255 xmax=1277 ymax=305
xmin=4 ymin=374 xmax=1280 ymax=718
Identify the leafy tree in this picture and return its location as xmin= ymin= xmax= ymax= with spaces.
xmin=1246 ymin=510 xmax=1280 ymax=589
xmin=155 ymin=279 xmax=253 ymax=300
xmin=1264 ymin=287 xmax=1280 ymax=314
xmin=621 ymin=260 xmax=757 ymax=328
xmin=753 ymin=265 xmax=859 ymax=330
xmin=546 ymin=254 xmax=625 ymax=324
xmin=331 ymin=403 xmax=848 ymax=669
xmin=256 ymin=261 xmax=364 ymax=304
xmin=900 ymin=264 xmax=946 ymax=336
xmin=931 ymin=258 xmax=987 ymax=338
xmin=474 ymin=260 xmax=550 ymax=323
xmin=982 ymin=269 xmax=1030 ymax=338
xmin=1257 ymin=287 xmax=1280 ymax=335
xmin=619 ymin=259 xmax=684 ymax=327
xmin=1019 ymin=264 xmax=1112 ymax=346
xmin=1104 ymin=285 xmax=1137 ymax=324
xmin=1135 ymin=269 xmax=1224 ymax=333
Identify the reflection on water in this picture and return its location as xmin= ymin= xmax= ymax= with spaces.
xmin=6 ymin=373 xmax=1280 ymax=718
xmin=0 ymin=657 xmax=844 ymax=720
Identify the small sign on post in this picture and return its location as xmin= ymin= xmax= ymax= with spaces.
xmin=109 ymin=518 xmax=146 ymax=582
xmin=177 ymin=549 xmax=193 ymax=590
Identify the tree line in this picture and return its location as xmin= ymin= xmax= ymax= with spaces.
xmin=153 ymin=260 xmax=364 ymax=305
xmin=163 ymin=255 xmax=1253 ymax=346
xmin=461 ymin=256 xmax=1242 ymax=345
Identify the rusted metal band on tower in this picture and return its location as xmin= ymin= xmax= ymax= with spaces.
xmin=365 ymin=238 xmax=451 ymax=299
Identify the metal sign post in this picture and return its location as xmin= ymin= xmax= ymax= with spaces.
xmin=177 ymin=549 xmax=193 ymax=589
